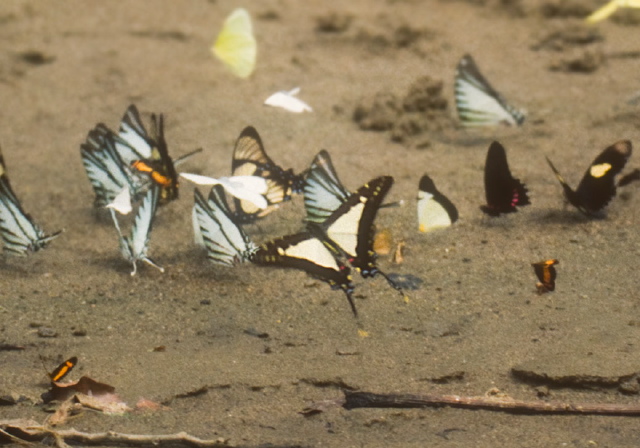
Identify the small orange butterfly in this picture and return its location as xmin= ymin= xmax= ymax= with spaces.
xmin=531 ymin=259 xmax=559 ymax=294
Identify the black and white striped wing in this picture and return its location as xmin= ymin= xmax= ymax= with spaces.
xmin=115 ymin=104 xmax=155 ymax=163
xmin=303 ymin=150 xmax=351 ymax=223
xmin=0 ymin=147 xmax=61 ymax=255
xmin=454 ymin=54 xmax=525 ymax=127
xmin=193 ymin=185 xmax=256 ymax=266
xmin=81 ymin=126 xmax=146 ymax=207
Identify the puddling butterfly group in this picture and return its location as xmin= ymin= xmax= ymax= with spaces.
xmin=0 ymin=52 xmax=637 ymax=313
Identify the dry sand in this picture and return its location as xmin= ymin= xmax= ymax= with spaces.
xmin=2 ymin=1 xmax=640 ymax=447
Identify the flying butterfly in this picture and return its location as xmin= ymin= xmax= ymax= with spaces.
xmin=545 ymin=140 xmax=633 ymax=217
xmin=109 ymin=184 xmax=164 ymax=276
xmin=212 ymin=8 xmax=257 ymax=79
xmin=49 ymin=356 xmax=78 ymax=383
xmin=454 ymin=54 xmax=525 ymax=127
xmin=231 ymin=126 xmax=306 ymax=222
xmin=309 ymin=176 xmax=405 ymax=297
xmin=532 ymin=259 xmax=559 ymax=294
xmin=193 ymin=185 xmax=357 ymax=315
xmin=0 ymin=146 xmax=62 ymax=255
xmin=417 ymin=174 xmax=458 ymax=232
xmin=481 ymin=141 xmax=530 ymax=216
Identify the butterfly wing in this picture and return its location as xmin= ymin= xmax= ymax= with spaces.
xmin=250 ymin=232 xmax=357 ymax=316
xmin=573 ymin=140 xmax=632 ymax=215
xmin=116 ymin=104 xmax=154 ymax=162
xmin=212 ymin=8 xmax=257 ymax=79
xmin=481 ymin=141 xmax=530 ymax=216
xmin=303 ymin=150 xmax=351 ymax=223
xmin=81 ymin=126 xmax=146 ymax=206
xmin=49 ymin=356 xmax=78 ymax=383
xmin=193 ymin=185 xmax=256 ymax=266
xmin=455 ymin=54 xmax=525 ymax=127
xmin=0 ymin=147 xmax=61 ymax=255
xmin=231 ymin=126 xmax=303 ymax=222
xmin=417 ymin=174 xmax=459 ymax=232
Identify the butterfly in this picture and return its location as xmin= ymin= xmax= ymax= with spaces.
xmin=193 ymin=185 xmax=357 ymax=315
xmin=545 ymin=140 xmax=633 ymax=217
xmin=231 ymin=126 xmax=306 ymax=222
xmin=417 ymin=174 xmax=458 ymax=232
xmin=109 ymin=185 xmax=164 ymax=276
xmin=212 ymin=8 xmax=257 ymax=79
xmin=309 ymin=176 xmax=404 ymax=296
xmin=49 ymin=356 xmax=78 ymax=383
xmin=481 ymin=141 xmax=530 ymax=216
xmin=192 ymin=185 xmax=257 ymax=266
xmin=264 ymin=87 xmax=313 ymax=113
xmin=532 ymin=259 xmax=559 ymax=294
xmin=0 ymin=145 xmax=62 ymax=255
xmin=585 ymin=0 xmax=640 ymax=23
xmin=81 ymin=105 xmax=201 ymax=207
xmin=454 ymin=54 xmax=525 ymax=127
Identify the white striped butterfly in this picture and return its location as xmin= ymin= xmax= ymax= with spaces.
xmin=455 ymin=54 xmax=525 ymax=127
xmin=109 ymin=184 xmax=164 ymax=276
xmin=231 ymin=126 xmax=306 ymax=222
xmin=0 ymin=146 xmax=61 ymax=255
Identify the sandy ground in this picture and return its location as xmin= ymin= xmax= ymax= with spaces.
xmin=2 ymin=0 xmax=640 ymax=446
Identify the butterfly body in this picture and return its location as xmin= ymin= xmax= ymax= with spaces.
xmin=546 ymin=140 xmax=632 ymax=217
xmin=481 ymin=141 xmax=530 ymax=216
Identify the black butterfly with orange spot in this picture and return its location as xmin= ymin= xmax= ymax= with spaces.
xmin=480 ymin=141 xmax=530 ymax=216
xmin=531 ymin=259 xmax=558 ymax=294
xmin=231 ymin=126 xmax=306 ymax=222
xmin=546 ymin=140 xmax=633 ymax=217
xmin=49 ymin=356 xmax=78 ymax=383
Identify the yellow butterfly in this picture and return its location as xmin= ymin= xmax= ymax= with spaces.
xmin=586 ymin=0 xmax=640 ymax=23
xmin=212 ymin=8 xmax=257 ymax=78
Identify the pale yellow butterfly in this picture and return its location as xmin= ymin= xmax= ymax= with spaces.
xmin=586 ymin=0 xmax=640 ymax=23
xmin=212 ymin=8 xmax=257 ymax=78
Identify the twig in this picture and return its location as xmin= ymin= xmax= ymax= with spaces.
xmin=0 ymin=420 xmax=230 ymax=447
xmin=340 ymin=390 xmax=640 ymax=416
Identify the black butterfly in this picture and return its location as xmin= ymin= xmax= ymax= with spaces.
xmin=231 ymin=126 xmax=305 ymax=222
xmin=309 ymin=176 xmax=404 ymax=296
xmin=193 ymin=185 xmax=357 ymax=315
xmin=481 ymin=141 xmax=530 ymax=216
xmin=0 ymin=146 xmax=62 ymax=255
xmin=454 ymin=54 xmax=525 ymax=127
xmin=49 ymin=356 xmax=78 ymax=383
xmin=545 ymin=140 xmax=632 ymax=217
xmin=417 ymin=174 xmax=458 ymax=232
xmin=531 ymin=259 xmax=558 ymax=294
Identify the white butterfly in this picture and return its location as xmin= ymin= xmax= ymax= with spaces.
xmin=417 ymin=175 xmax=458 ymax=233
xmin=264 ymin=87 xmax=313 ymax=113
xmin=180 ymin=173 xmax=268 ymax=209
xmin=454 ymin=54 xmax=525 ymax=127
xmin=109 ymin=185 xmax=164 ymax=276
